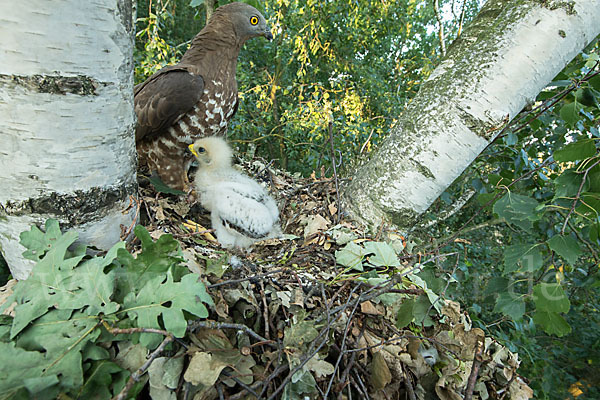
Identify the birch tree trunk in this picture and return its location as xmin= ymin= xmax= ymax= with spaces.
xmin=0 ymin=0 xmax=138 ymax=280
xmin=343 ymin=0 xmax=600 ymax=231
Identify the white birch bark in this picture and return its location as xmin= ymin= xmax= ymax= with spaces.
xmin=0 ymin=0 xmax=137 ymax=279
xmin=344 ymin=0 xmax=600 ymax=231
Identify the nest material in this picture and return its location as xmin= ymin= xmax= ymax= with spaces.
xmin=0 ymin=157 xmax=534 ymax=400
xmin=128 ymin=158 xmax=534 ymax=400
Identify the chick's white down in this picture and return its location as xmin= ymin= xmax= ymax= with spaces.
xmin=190 ymin=137 xmax=281 ymax=248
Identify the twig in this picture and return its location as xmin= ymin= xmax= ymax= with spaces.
xmin=187 ymin=321 xmax=276 ymax=347
xmin=120 ymin=195 xmax=140 ymax=241
xmin=102 ymin=320 xmax=171 ymax=337
xmin=464 ymin=337 xmax=485 ymax=400
xmin=229 ymin=381 xmax=264 ymax=400
xmin=259 ymin=280 xmax=271 ymax=341
xmin=113 ymin=334 xmax=174 ymax=400
xmin=433 ymin=0 xmax=446 ymax=56
xmin=208 ymin=268 xmax=285 ymax=289
xmin=403 ymin=364 xmax=417 ymax=400
xmin=221 ymin=370 xmax=261 ymax=398
xmin=561 ymin=158 xmax=600 ymax=234
xmin=328 ymin=120 xmax=342 ymax=224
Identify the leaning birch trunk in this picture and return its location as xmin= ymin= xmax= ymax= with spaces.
xmin=0 ymin=0 xmax=138 ymax=280
xmin=343 ymin=0 xmax=600 ymax=231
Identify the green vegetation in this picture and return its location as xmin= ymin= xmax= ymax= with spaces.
xmin=420 ymin=47 xmax=600 ymax=398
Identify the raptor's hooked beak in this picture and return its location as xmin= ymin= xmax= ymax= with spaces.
xmin=264 ymin=30 xmax=273 ymax=41
xmin=188 ymin=143 xmax=198 ymax=157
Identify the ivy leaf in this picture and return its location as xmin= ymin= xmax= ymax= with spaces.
xmin=124 ymin=272 xmax=212 ymax=347
xmin=559 ymin=102 xmax=579 ymax=127
xmin=493 ymin=193 xmax=540 ymax=232
xmin=553 ymin=139 xmax=596 ymax=162
xmin=533 ymin=311 xmax=571 ymax=337
xmin=364 ymin=242 xmax=400 ymax=267
xmin=493 ymin=292 xmax=526 ymax=321
xmin=503 ymin=243 xmax=544 ymax=273
xmin=546 ymin=235 xmax=582 ymax=265
xmin=284 ymin=319 xmax=319 ymax=350
xmin=335 ymin=241 xmax=368 ymax=271
xmin=533 ymin=283 xmax=570 ymax=313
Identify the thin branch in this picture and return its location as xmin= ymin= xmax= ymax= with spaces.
xmin=433 ymin=0 xmax=446 ymax=56
xmin=328 ymin=120 xmax=342 ymax=224
xmin=464 ymin=337 xmax=485 ymax=400
xmin=208 ymin=268 xmax=285 ymax=289
xmin=187 ymin=321 xmax=276 ymax=347
xmin=113 ymin=334 xmax=174 ymax=400
xmin=561 ymin=157 xmax=600 ymax=234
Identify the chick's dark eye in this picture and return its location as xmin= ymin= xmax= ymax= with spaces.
xmin=198 ymin=147 xmax=206 ymax=153
xmin=249 ymin=15 xmax=259 ymax=25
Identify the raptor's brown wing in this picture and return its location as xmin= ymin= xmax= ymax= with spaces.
xmin=134 ymin=65 xmax=205 ymax=142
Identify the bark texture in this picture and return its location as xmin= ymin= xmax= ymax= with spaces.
xmin=343 ymin=0 xmax=600 ymax=231
xmin=0 ymin=0 xmax=137 ymax=279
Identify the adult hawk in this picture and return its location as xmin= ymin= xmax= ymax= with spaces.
xmin=134 ymin=2 xmax=272 ymax=191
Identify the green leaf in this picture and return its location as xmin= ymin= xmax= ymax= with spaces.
xmin=79 ymin=360 xmax=127 ymax=400
xmin=493 ymin=292 xmax=526 ymax=321
xmin=16 ymin=309 xmax=102 ymax=391
xmin=19 ymin=219 xmax=63 ymax=262
xmin=6 ymin=225 xmax=122 ymax=337
xmin=533 ymin=311 xmax=571 ymax=337
xmin=503 ymin=243 xmax=544 ymax=273
xmin=533 ymin=283 xmax=570 ymax=313
xmin=546 ymin=235 xmax=582 ymax=265
xmin=0 ymin=341 xmax=59 ymax=399
xmin=148 ymin=175 xmax=186 ymax=195
xmin=335 ymin=241 xmax=368 ymax=271
xmin=124 ymin=272 xmax=212 ymax=347
xmin=364 ymin=242 xmax=400 ymax=267
xmin=576 ymin=192 xmax=600 ymax=217
xmin=116 ymin=226 xmax=184 ymax=299
xmin=553 ymin=170 xmax=589 ymax=200
xmin=284 ymin=319 xmax=319 ymax=349
xmin=396 ymin=299 xmax=415 ymax=328
xmin=553 ymin=139 xmax=596 ymax=162
xmin=189 ymin=0 xmax=204 ymax=6
xmin=559 ymin=102 xmax=579 ymax=127
xmin=493 ymin=193 xmax=540 ymax=232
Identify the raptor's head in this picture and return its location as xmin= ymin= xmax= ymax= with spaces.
xmin=189 ymin=136 xmax=233 ymax=170
xmin=211 ymin=2 xmax=273 ymax=42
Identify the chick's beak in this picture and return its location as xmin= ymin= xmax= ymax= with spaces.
xmin=188 ymin=143 xmax=198 ymax=157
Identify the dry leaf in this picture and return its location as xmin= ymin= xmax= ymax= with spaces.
xmin=301 ymin=214 xmax=331 ymax=238
xmin=328 ymin=202 xmax=337 ymax=216
xmin=360 ymin=300 xmax=382 ymax=315
xmin=370 ymin=352 xmax=392 ymax=390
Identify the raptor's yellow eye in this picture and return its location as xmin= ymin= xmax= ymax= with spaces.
xmin=249 ymin=15 xmax=259 ymax=25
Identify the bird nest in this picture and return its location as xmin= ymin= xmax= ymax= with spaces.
xmin=124 ymin=157 xmax=534 ymax=400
